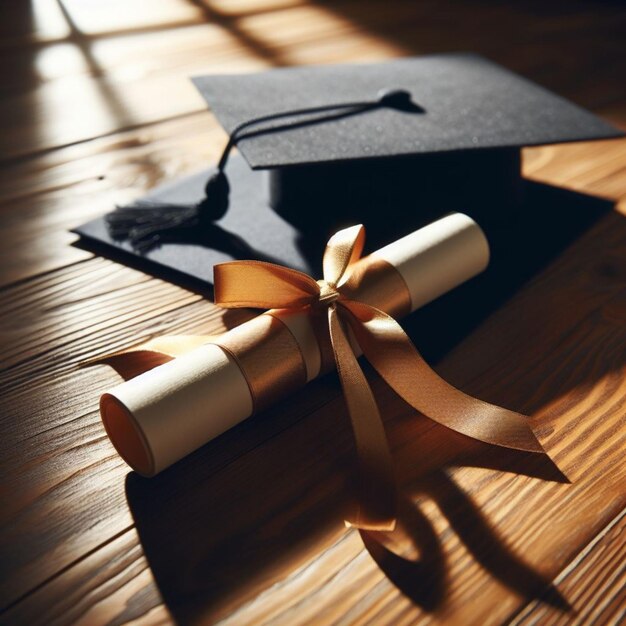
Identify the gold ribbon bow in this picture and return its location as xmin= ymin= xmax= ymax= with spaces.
xmin=213 ymin=225 xmax=545 ymax=531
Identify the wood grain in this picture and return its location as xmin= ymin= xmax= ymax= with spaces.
xmin=0 ymin=1 xmax=625 ymax=625
xmin=511 ymin=510 xmax=626 ymax=625
xmin=2 ymin=528 xmax=170 ymax=626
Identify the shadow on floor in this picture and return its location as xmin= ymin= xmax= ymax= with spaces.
xmin=125 ymin=414 xmax=571 ymax=624
xmin=115 ymin=182 xmax=626 ymax=623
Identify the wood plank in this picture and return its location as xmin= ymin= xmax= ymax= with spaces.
xmin=2 ymin=528 xmax=171 ymax=626
xmin=510 ymin=509 xmax=626 ymax=626
xmin=0 ymin=0 xmax=403 ymax=160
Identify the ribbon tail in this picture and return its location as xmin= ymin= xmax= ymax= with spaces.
xmin=341 ymin=300 xmax=545 ymax=454
xmin=82 ymin=335 xmax=214 ymax=380
xmin=328 ymin=306 xmax=397 ymax=531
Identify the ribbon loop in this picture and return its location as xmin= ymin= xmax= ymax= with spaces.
xmin=322 ymin=224 xmax=365 ymax=287
xmin=214 ymin=260 xmax=320 ymax=309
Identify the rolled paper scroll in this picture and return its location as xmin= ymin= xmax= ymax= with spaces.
xmin=99 ymin=213 xmax=544 ymax=529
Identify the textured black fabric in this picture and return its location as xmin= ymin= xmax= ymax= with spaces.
xmin=193 ymin=53 xmax=622 ymax=170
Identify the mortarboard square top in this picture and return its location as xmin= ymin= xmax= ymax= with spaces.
xmin=192 ymin=53 xmax=620 ymax=169
xmin=75 ymin=53 xmax=623 ymax=287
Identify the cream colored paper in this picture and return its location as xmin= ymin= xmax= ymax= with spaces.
xmin=101 ymin=213 xmax=489 ymax=475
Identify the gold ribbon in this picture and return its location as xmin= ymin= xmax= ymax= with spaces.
xmin=212 ymin=225 xmax=545 ymax=531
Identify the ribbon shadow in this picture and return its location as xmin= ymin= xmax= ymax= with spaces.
xmin=125 ymin=387 xmax=571 ymax=624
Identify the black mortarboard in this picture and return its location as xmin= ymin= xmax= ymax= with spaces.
xmin=75 ymin=53 xmax=623 ymax=285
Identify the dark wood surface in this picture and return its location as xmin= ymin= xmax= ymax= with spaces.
xmin=1 ymin=1 xmax=625 ymax=624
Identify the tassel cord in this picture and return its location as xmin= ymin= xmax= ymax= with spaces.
xmin=106 ymin=89 xmax=422 ymax=250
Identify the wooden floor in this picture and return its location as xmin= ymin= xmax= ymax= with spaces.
xmin=1 ymin=1 xmax=625 ymax=624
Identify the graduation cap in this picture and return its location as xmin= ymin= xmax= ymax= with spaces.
xmin=75 ymin=53 xmax=623 ymax=284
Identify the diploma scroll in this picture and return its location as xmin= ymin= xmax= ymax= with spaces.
xmin=100 ymin=214 xmax=490 ymax=478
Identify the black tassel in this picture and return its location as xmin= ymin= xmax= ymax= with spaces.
xmin=106 ymin=171 xmax=230 ymax=252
